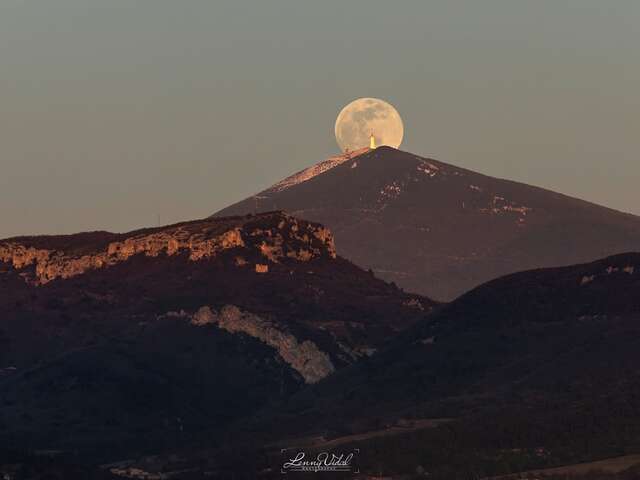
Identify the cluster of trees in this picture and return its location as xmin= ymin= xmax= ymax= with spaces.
xmin=335 ymin=382 xmax=640 ymax=480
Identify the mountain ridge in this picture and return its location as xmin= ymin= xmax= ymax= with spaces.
xmin=213 ymin=146 xmax=640 ymax=300
xmin=0 ymin=211 xmax=433 ymax=459
xmin=0 ymin=211 xmax=335 ymax=285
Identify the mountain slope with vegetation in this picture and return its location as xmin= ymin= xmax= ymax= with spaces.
xmin=0 ymin=212 xmax=433 ymax=461
xmin=215 ymin=147 xmax=640 ymax=300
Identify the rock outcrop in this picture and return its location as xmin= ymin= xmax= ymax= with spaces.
xmin=0 ymin=212 xmax=336 ymax=285
xmin=187 ymin=305 xmax=335 ymax=384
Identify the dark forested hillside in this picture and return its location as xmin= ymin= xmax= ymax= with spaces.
xmin=0 ymin=212 xmax=432 ymax=462
xmin=224 ymin=253 xmax=640 ymax=479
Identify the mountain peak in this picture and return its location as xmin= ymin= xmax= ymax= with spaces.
xmin=213 ymin=149 xmax=640 ymax=300
xmin=265 ymin=146 xmax=371 ymax=194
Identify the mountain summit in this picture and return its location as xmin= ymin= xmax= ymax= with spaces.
xmin=214 ymin=147 xmax=640 ymax=300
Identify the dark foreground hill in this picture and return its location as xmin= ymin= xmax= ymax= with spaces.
xmin=214 ymin=146 xmax=640 ymax=300
xmin=0 ymin=212 xmax=432 ymax=462
xmin=222 ymin=252 xmax=640 ymax=479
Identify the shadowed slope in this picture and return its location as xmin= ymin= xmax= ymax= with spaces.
xmin=0 ymin=212 xmax=433 ymax=461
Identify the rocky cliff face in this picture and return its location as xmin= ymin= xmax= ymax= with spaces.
xmin=167 ymin=305 xmax=336 ymax=383
xmin=0 ymin=212 xmax=336 ymax=285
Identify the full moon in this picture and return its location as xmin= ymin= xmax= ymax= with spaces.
xmin=334 ymin=97 xmax=404 ymax=152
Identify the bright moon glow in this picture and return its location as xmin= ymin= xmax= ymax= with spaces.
xmin=334 ymin=97 xmax=404 ymax=152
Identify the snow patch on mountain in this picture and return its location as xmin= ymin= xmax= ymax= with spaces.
xmin=265 ymin=147 xmax=370 ymax=194
xmin=417 ymin=161 xmax=441 ymax=178
xmin=380 ymin=182 xmax=402 ymax=201
xmin=479 ymin=195 xmax=532 ymax=225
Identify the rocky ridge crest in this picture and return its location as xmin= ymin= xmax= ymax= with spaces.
xmin=0 ymin=212 xmax=336 ymax=285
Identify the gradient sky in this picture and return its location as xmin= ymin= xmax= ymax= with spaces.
xmin=1 ymin=0 xmax=639 ymax=238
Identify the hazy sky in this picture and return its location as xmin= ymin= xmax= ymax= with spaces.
xmin=1 ymin=1 xmax=639 ymax=238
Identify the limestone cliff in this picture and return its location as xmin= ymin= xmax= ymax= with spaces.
xmin=0 ymin=212 xmax=336 ymax=285
xmin=185 ymin=305 xmax=335 ymax=384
